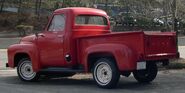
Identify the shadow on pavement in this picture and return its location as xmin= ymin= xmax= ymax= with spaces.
xmin=0 ymin=75 xmax=156 ymax=90
xmin=0 ymin=75 xmax=95 ymax=86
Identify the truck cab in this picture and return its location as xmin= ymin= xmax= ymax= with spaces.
xmin=36 ymin=8 xmax=110 ymax=68
xmin=7 ymin=7 xmax=179 ymax=88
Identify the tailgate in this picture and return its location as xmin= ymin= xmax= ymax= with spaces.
xmin=144 ymin=32 xmax=177 ymax=59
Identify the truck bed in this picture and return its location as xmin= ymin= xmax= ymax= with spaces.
xmin=144 ymin=32 xmax=177 ymax=60
xmin=77 ymin=31 xmax=177 ymax=63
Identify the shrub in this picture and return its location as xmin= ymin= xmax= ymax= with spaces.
xmin=16 ymin=25 xmax=34 ymax=36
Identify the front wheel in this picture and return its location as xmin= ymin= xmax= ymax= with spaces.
xmin=17 ymin=58 xmax=40 ymax=81
xmin=133 ymin=63 xmax=158 ymax=83
xmin=93 ymin=58 xmax=120 ymax=88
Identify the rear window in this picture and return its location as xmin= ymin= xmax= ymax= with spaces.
xmin=75 ymin=15 xmax=108 ymax=26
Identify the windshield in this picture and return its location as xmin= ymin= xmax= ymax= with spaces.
xmin=75 ymin=15 xmax=108 ymax=26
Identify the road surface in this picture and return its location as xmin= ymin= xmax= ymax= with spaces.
xmin=0 ymin=69 xmax=185 ymax=93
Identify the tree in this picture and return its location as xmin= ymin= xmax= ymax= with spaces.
xmin=35 ymin=0 xmax=42 ymax=17
xmin=18 ymin=0 xmax=22 ymax=13
xmin=0 ymin=0 xmax=5 ymax=13
xmin=35 ymin=0 xmax=39 ymax=14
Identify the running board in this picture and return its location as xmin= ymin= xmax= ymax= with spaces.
xmin=40 ymin=67 xmax=84 ymax=74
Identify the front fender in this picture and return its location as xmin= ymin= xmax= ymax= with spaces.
xmin=84 ymin=44 xmax=138 ymax=71
xmin=8 ymin=43 xmax=40 ymax=72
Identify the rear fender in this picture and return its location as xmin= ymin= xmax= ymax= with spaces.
xmin=8 ymin=44 xmax=40 ymax=72
xmin=85 ymin=44 xmax=138 ymax=72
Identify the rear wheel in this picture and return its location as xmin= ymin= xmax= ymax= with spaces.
xmin=133 ymin=63 xmax=158 ymax=83
xmin=93 ymin=58 xmax=120 ymax=88
xmin=17 ymin=58 xmax=40 ymax=81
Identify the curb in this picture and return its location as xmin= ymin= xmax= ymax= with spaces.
xmin=0 ymin=49 xmax=7 ymax=51
xmin=179 ymin=46 xmax=185 ymax=48
xmin=0 ymin=69 xmax=16 ymax=71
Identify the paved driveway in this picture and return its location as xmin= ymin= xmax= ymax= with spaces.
xmin=0 ymin=69 xmax=185 ymax=93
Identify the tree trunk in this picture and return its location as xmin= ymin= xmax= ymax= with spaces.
xmin=172 ymin=0 xmax=177 ymax=32
xmin=18 ymin=0 xmax=22 ymax=13
xmin=0 ymin=0 xmax=5 ymax=13
xmin=38 ymin=0 xmax=42 ymax=17
xmin=35 ymin=0 xmax=39 ymax=15
xmin=105 ymin=0 xmax=108 ymax=12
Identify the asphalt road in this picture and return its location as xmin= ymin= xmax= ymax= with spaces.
xmin=0 ymin=69 xmax=185 ymax=93
xmin=0 ymin=38 xmax=20 ymax=49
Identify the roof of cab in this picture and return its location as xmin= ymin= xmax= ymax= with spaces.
xmin=54 ymin=7 xmax=107 ymax=16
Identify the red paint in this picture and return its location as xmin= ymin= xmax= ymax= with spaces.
xmin=7 ymin=7 xmax=178 ymax=72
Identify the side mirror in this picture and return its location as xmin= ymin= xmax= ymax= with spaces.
xmin=47 ymin=16 xmax=49 ymax=21
xmin=41 ymin=16 xmax=50 ymax=30
xmin=35 ymin=32 xmax=38 ymax=37
xmin=35 ymin=32 xmax=45 ymax=37
xmin=42 ymin=25 xmax=46 ymax=30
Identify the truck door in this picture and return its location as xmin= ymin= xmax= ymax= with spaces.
xmin=37 ymin=14 xmax=66 ymax=67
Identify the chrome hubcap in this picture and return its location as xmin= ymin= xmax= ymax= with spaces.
xmin=94 ymin=62 xmax=112 ymax=85
xmin=19 ymin=60 xmax=36 ymax=80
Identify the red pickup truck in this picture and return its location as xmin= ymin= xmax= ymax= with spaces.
xmin=7 ymin=7 xmax=179 ymax=88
